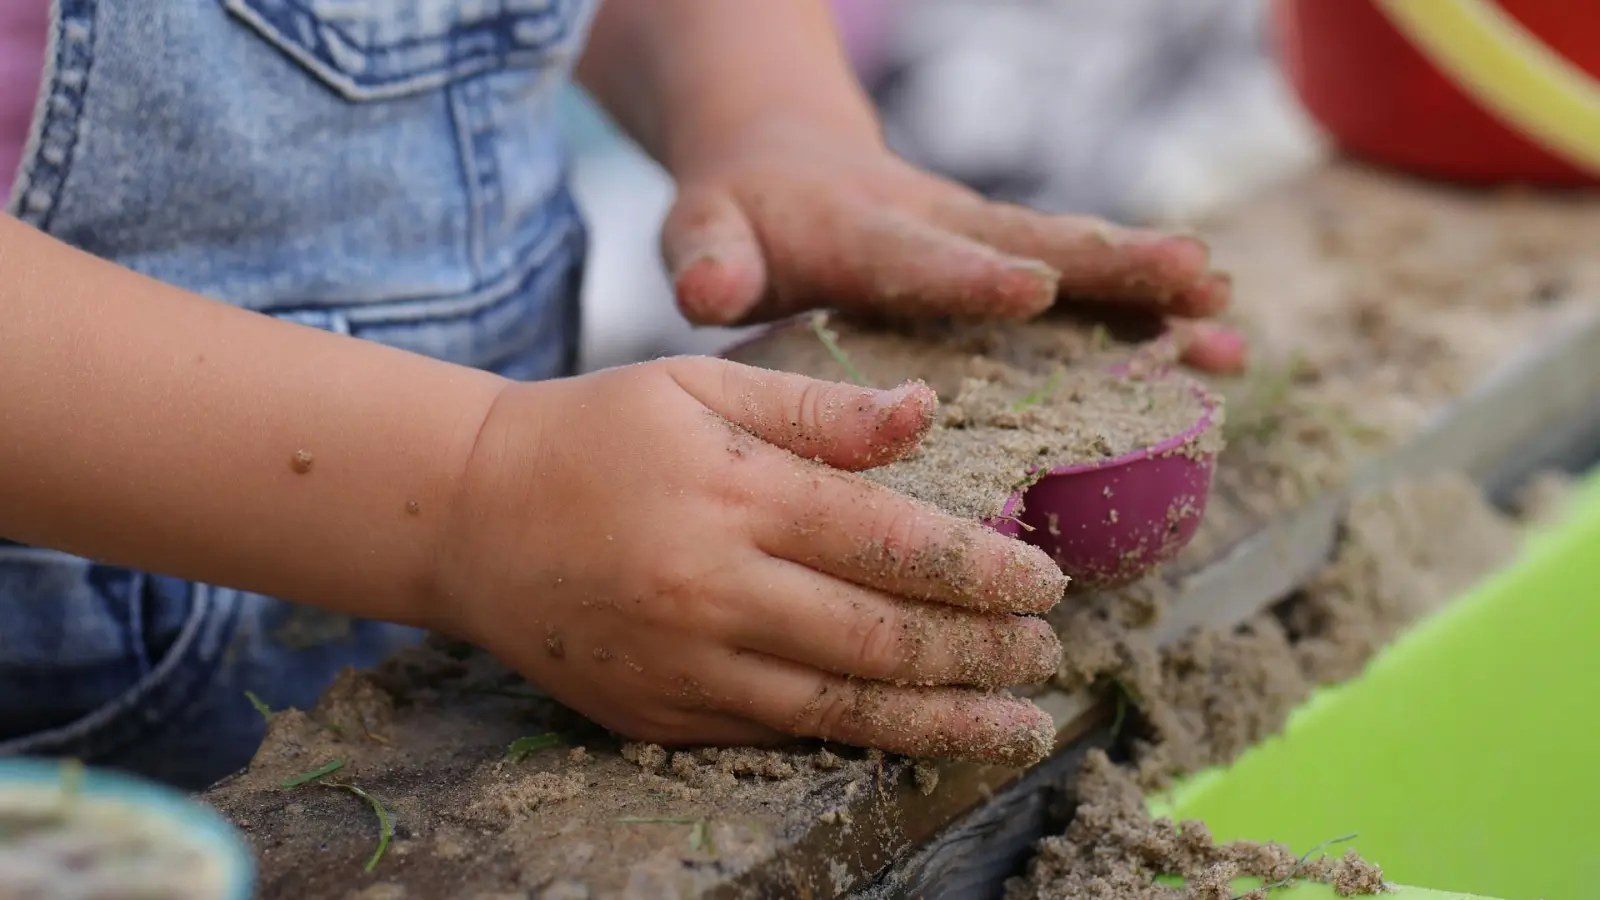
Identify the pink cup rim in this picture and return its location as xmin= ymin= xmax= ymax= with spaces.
xmin=991 ymin=376 xmax=1218 ymax=520
xmin=716 ymin=316 xmax=1221 ymax=519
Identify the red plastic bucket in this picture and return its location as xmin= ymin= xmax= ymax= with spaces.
xmin=1271 ymin=0 xmax=1600 ymax=185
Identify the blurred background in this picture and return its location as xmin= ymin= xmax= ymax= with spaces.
xmin=566 ymin=0 xmax=1329 ymax=373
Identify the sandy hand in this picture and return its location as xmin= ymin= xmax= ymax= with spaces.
xmin=432 ymin=357 xmax=1066 ymax=766
xmin=661 ymin=118 xmax=1247 ymax=374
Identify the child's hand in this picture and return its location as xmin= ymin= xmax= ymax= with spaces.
xmin=431 ymin=357 xmax=1066 ymax=764
xmin=661 ymin=118 xmax=1245 ymax=374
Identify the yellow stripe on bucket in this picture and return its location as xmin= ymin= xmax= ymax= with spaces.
xmin=1372 ymin=0 xmax=1600 ymax=176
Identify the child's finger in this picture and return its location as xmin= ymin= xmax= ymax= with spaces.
xmin=757 ymin=465 xmax=1067 ymax=615
xmin=727 ymin=558 xmax=1060 ymax=688
xmin=1172 ymin=319 xmax=1249 ymax=374
xmin=662 ymin=186 xmax=770 ymax=326
xmin=752 ymin=206 xmax=1059 ymax=322
xmin=666 ymin=356 xmax=936 ymax=470
xmin=715 ymin=655 xmax=1057 ymax=766
xmin=931 ymin=198 xmax=1229 ymax=317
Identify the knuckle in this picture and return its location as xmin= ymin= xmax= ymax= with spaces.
xmin=793 ymin=379 xmax=832 ymax=436
xmin=642 ymin=558 xmax=715 ymax=629
xmin=923 ymin=695 xmax=951 ymax=745
xmin=865 ymin=502 xmax=932 ymax=582
xmin=846 ymin=606 xmax=906 ymax=680
xmin=704 ymin=448 xmax=760 ymax=511
xmin=1030 ymin=624 xmax=1064 ymax=680
xmin=803 ymin=681 xmax=861 ymax=742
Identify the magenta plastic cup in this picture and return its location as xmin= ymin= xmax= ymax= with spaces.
xmin=719 ymin=324 xmax=1220 ymax=590
xmin=981 ymin=372 xmax=1219 ymax=590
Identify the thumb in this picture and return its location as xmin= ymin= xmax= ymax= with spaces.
xmin=661 ymin=186 xmax=769 ymax=326
xmin=667 ymin=357 xmax=937 ymax=470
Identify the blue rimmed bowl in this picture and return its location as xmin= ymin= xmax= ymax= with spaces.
xmin=0 ymin=756 xmax=254 ymax=899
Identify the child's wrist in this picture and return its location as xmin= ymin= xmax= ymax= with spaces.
xmin=379 ymin=372 xmax=518 ymax=638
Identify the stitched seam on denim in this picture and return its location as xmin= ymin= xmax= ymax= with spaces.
xmin=461 ymin=78 xmax=505 ymax=286
xmin=448 ymin=82 xmax=488 ymax=281
xmin=226 ymin=0 xmax=574 ymax=99
xmin=0 ymin=582 xmax=239 ymax=759
xmin=441 ymin=232 xmax=583 ymax=374
xmin=126 ymin=570 xmax=152 ymax=674
xmin=12 ymin=0 xmax=96 ymax=231
xmin=324 ymin=188 xmax=581 ymax=326
xmin=558 ymin=216 xmax=586 ymax=377
xmin=1 ymin=585 xmax=239 ymax=762
xmin=273 ymin=0 xmax=566 ymax=56
xmin=5 ymin=0 xmax=62 ymax=214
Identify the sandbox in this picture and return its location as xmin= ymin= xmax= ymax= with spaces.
xmin=175 ymin=162 xmax=1600 ymax=899
xmin=1143 ymin=471 xmax=1600 ymax=900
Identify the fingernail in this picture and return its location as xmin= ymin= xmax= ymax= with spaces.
xmin=992 ymin=700 xmax=1056 ymax=768
xmin=1024 ymin=619 xmax=1063 ymax=682
xmin=992 ymin=260 xmax=1060 ymax=315
xmin=997 ymin=541 xmax=1069 ymax=614
xmin=1191 ymin=319 xmax=1242 ymax=346
xmin=673 ymin=251 xmax=751 ymax=326
xmin=1082 ymin=222 xmax=1121 ymax=247
xmin=868 ymin=381 xmax=937 ymax=446
xmin=1006 ymin=259 xmax=1062 ymax=293
xmin=671 ymin=250 xmax=721 ymax=279
xmin=1008 ymin=258 xmax=1061 ymax=284
xmin=1126 ymin=231 xmax=1212 ymax=268
xmin=1178 ymin=321 xmax=1249 ymax=374
xmin=872 ymin=380 xmax=934 ymax=415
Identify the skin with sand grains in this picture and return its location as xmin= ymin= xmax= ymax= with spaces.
xmin=658 ymin=118 xmax=1247 ymax=377
xmin=0 ymin=0 xmax=1246 ymax=783
xmin=431 ymin=358 xmax=1067 ymax=767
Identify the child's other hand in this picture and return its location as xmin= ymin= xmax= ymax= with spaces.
xmin=661 ymin=119 xmax=1245 ymax=374
xmin=431 ymin=358 xmax=1066 ymax=764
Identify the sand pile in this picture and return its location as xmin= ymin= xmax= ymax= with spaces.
xmin=726 ymin=314 xmax=1219 ymax=520
xmin=1005 ymin=472 xmax=1533 ymax=899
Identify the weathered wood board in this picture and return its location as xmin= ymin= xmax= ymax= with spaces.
xmin=203 ymin=163 xmax=1600 ymax=900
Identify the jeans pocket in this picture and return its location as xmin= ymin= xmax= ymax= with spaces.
xmin=221 ymin=0 xmax=595 ymax=101
xmin=0 ymin=547 xmax=238 ymax=765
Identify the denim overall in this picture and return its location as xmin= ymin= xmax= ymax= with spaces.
xmin=2 ymin=0 xmax=596 ymax=790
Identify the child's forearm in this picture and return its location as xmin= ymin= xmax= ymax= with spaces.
xmin=0 ymin=215 xmax=506 ymax=630
xmin=576 ymin=0 xmax=883 ymax=175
